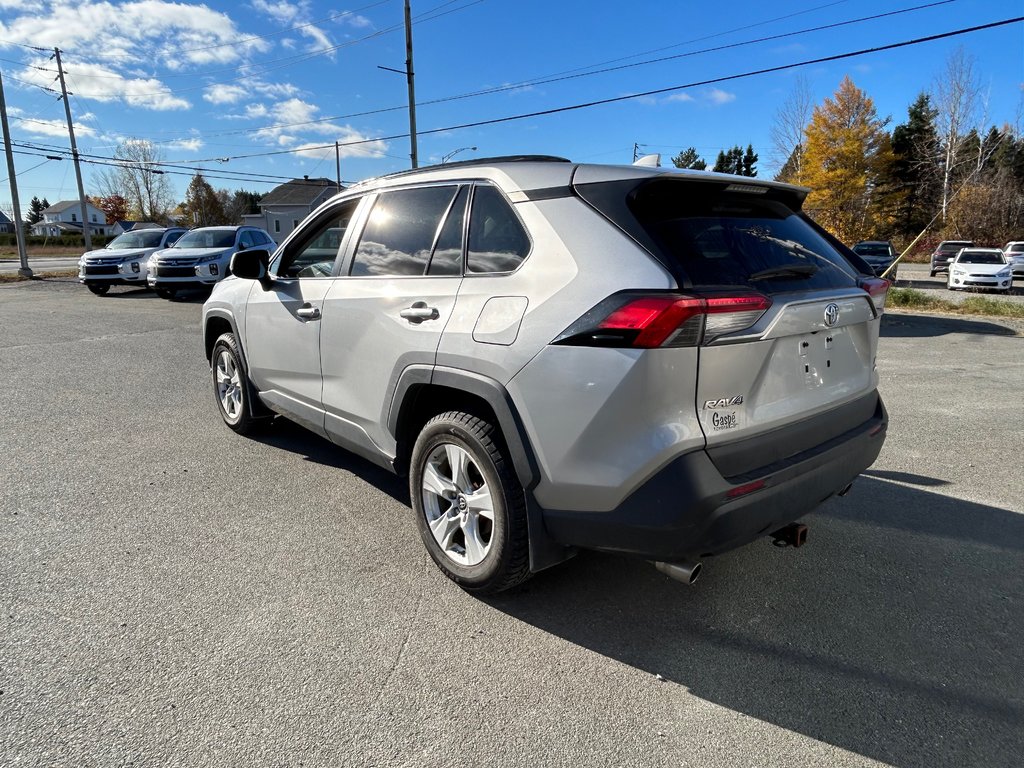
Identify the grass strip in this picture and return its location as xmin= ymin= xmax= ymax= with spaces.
xmin=0 ymin=270 xmax=79 ymax=284
xmin=889 ymin=287 xmax=1024 ymax=318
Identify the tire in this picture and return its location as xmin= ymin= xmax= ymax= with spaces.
xmin=929 ymin=270 xmax=936 ymax=278
xmin=154 ymin=287 xmax=176 ymax=300
xmin=410 ymin=411 xmax=531 ymax=595
xmin=211 ymin=333 xmax=261 ymax=435
xmin=87 ymin=283 xmax=110 ymax=296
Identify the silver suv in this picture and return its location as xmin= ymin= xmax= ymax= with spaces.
xmin=202 ymin=157 xmax=889 ymax=594
xmin=149 ymin=225 xmax=275 ymax=300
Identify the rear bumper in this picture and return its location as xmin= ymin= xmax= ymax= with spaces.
xmin=542 ymin=395 xmax=887 ymax=561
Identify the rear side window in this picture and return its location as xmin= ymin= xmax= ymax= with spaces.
xmin=467 ymin=185 xmax=531 ymax=274
xmin=351 ymin=186 xmax=457 ymax=277
xmin=626 ymin=180 xmax=858 ymax=292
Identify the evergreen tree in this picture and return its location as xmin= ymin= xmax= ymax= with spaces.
xmin=741 ymin=144 xmax=758 ymax=177
xmin=888 ymin=93 xmax=942 ymax=240
xmin=713 ymin=146 xmax=744 ymax=175
xmin=183 ymin=173 xmax=227 ymax=227
xmin=671 ymin=147 xmax=707 ymax=170
xmin=27 ymin=196 xmax=45 ymax=224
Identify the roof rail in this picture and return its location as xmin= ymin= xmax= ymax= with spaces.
xmin=355 ymin=155 xmax=572 ymax=187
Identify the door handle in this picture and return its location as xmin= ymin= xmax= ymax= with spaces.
xmin=296 ymin=304 xmax=321 ymax=321
xmin=400 ymin=301 xmax=440 ymax=323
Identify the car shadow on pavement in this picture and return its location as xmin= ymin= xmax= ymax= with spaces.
xmin=489 ymin=476 xmax=1024 ymax=768
xmin=881 ymin=312 xmax=1019 ymax=337
xmin=255 ymin=416 xmax=410 ymax=505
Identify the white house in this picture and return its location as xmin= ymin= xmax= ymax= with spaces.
xmin=31 ymin=200 xmax=109 ymax=237
xmin=0 ymin=210 xmax=13 ymax=234
xmin=241 ymin=177 xmax=338 ymax=243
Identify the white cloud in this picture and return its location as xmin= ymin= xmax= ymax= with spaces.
xmin=14 ymin=115 xmax=97 ymax=139
xmin=664 ymin=93 xmax=695 ymax=103
xmin=204 ymin=85 xmax=248 ymax=105
xmin=251 ymin=0 xmax=334 ymax=54
xmin=705 ymin=88 xmax=737 ymax=105
xmin=341 ymin=14 xmax=371 ymax=29
xmin=245 ymin=103 xmax=270 ymax=119
xmin=165 ymin=138 xmax=204 ymax=151
xmin=13 ymin=59 xmax=189 ymax=111
xmin=245 ymin=97 xmax=387 ymax=159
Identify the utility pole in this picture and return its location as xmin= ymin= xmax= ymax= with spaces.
xmin=53 ymin=48 xmax=91 ymax=250
xmin=633 ymin=143 xmax=640 ymax=162
xmin=404 ymin=0 xmax=418 ymax=169
xmin=335 ymin=141 xmax=341 ymax=192
xmin=0 ymin=70 xmax=31 ymax=277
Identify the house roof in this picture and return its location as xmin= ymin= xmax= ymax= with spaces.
xmin=0 ymin=210 xmax=12 ymax=224
xmin=43 ymin=200 xmax=102 ymax=214
xmin=259 ymin=177 xmax=337 ymax=207
xmin=115 ymin=220 xmax=159 ymax=231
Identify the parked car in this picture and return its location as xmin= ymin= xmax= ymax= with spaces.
xmin=202 ymin=157 xmax=889 ymax=594
xmin=947 ymin=248 xmax=1013 ymax=292
xmin=78 ymin=227 xmax=186 ymax=295
xmin=1002 ymin=241 xmax=1024 ymax=278
xmin=930 ymin=240 xmax=974 ymax=276
xmin=148 ymin=226 xmax=276 ymax=300
xmin=852 ymin=240 xmax=898 ymax=281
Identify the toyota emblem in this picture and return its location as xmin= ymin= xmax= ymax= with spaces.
xmin=823 ymin=303 xmax=840 ymax=327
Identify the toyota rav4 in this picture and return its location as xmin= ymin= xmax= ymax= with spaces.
xmin=202 ymin=156 xmax=888 ymax=594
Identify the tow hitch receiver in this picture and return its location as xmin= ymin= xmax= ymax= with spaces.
xmin=771 ymin=523 xmax=808 ymax=548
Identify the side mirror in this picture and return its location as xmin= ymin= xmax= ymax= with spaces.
xmin=231 ymin=249 xmax=270 ymax=281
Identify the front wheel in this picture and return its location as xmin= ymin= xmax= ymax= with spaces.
xmin=211 ymin=333 xmax=261 ymax=435
xmin=87 ymin=283 xmax=110 ymax=296
xmin=410 ymin=411 xmax=531 ymax=595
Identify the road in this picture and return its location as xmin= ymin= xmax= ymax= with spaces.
xmin=0 ymin=256 xmax=80 ymax=275
xmin=1 ymin=278 xmax=1022 ymax=767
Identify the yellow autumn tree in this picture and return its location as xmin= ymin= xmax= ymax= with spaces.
xmin=798 ymin=76 xmax=894 ymax=244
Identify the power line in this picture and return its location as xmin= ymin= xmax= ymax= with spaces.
xmin=184 ymin=16 xmax=1024 ymax=164
xmin=167 ymin=0 xmax=956 ymax=146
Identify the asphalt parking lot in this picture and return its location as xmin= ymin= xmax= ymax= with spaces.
xmin=2 ymin=278 xmax=1022 ymax=767
xmin=894 ymin=261 xmax=1024 ymax=305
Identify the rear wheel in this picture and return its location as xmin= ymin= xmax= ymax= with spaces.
xmin=87 ymin=283 xmax=110 ymax=296
xmin=410 ymin=411 xmax=531 ymax=595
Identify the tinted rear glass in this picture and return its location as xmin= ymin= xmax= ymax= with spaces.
xmin=853 ymin=243 xmax=892 ymax=257
xmin=626 ymin=180 xmax=858 ymax=292
xmin=938 ymin=242 xmax=972 ymax=253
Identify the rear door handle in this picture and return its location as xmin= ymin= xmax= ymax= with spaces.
xmin=400 ymin=301 xmax=440 ymax=323
xmin=296 ymin=304 xmax=321 ymax=321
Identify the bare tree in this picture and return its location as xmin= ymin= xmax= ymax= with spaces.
xmin=770 ymin=74 xmax=813 ymax=181
xmin=93 ymin=139 xmax=176 ymax=222
xmin=933 ymin=47 xmax=982 ymax=220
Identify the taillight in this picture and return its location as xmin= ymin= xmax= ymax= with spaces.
xmin=858 ymin=276 xmax=889 ymax=314
xmin=554 ymin=292 xmax=772 ymax=348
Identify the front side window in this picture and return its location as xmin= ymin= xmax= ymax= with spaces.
xmin=466 ymin=185 xmax=531 ymax=274
xmin=350 ymin=186 xmax=458 ymax=277
xmin=276 ymin=200 xmax=358 ymax=278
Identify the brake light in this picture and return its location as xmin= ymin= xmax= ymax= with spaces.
xmin=858 ymin=277 xmax=889 ymax=314
xmin=555 ymin=292 xmax=772 ymax=348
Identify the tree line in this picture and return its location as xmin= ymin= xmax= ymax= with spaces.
xmin=670 ymin=48 xmax=1022 ymax=251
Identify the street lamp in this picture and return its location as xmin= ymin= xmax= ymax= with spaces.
xmin=440 ymin=146 xmax=477 ymax=164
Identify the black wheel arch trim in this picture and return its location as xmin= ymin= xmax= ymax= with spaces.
xmin=204 ymin=309 xmax=272 ymax=419
xmin=388 ymin=365 xmax=572 ymax=573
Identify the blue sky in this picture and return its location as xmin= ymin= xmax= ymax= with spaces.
xmin=0 ymin=0 xmax=1021 ymax=208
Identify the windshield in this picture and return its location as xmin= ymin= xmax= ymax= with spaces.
xmin=1006 ymin=244 xmax=1024 ymax=254
xmin=172 ymin=230 xmax=236 ymax=249
xmin=958 ymin=251 xmax=1005 ymax=265
xmin=107 ymin=230 xmax=165 ymax=249
xmin=853 ymin=243 xmax=892 ymax=257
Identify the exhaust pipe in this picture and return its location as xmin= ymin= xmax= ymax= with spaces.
xmin=771 ymin=523 xmax=808 ymax=548
xmin=654 ymin=560 xmax=703 ymax=585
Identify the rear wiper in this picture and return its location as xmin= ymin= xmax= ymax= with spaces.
xmin=749 ymin=263 xmax=818 ymax=280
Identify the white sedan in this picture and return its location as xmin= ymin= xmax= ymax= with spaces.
xmin=947 ymin=248 xmax=1013 ymax=292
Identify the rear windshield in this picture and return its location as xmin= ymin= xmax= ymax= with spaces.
xmin=938 ymin=241 xmax=972 ymax=253
xmin=853 ymin=243 xmax=892 ymax=257
xmin=1006 ymin=243 xmax=1024 ymax=253
xmin=958 ymin=251 xmax=1004 ymax=264
xmin=620 ymin=180 xmax=858 ymax=292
